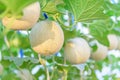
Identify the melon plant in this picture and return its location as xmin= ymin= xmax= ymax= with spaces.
xmin=91 ymin=41 xmax=108 ymax=61
xmin=0 ymin=0 xmax=120 ymax=80
xmin=2 ymin=2 xmax=40 ymax=30
xmin=29 ymin=20 xmax=64 ymax=56
xmin=64 ymin=37 xmax=91 ymax=64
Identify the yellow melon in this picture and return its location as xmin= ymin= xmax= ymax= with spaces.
xmin=91 ymin=41 xmax=108 ymax=61
xmin=107 ymin=34 xmax=118 ymax=50
xmin=117 ymin=36 xmax=120 ymax=50
xmin=29 ymin=20 xmax=64 ymax=56
xmin=2 ymin=2 xmax=40 ymax=30
xmin=64 ymin=38 xmax=90 ymax=64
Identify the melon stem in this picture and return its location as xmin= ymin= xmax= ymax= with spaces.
xmin=38 ymin=54 xmax=50 ymax=80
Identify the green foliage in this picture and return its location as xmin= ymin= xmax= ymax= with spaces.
xmin=63 ymin=28 xmax=81 ymax=42
xmin=89 ymin=20 xmax=110 ymax=46
xmin=42 ymin=0 xmax=63 ymax=13
xmin=0 ymin=21 xmax=4 ymax=34
xmin=3 ymin=56 xmax=39 ymax=67
xmin=104 ymin=0 xmax=120 ymax=16
xmin=0 ymin=0 xmax=37 ymax=18
xmin=0 ymin=2 xmax=6 ymax=14
xmin=63 ymin=0 xmax=108 ymax=22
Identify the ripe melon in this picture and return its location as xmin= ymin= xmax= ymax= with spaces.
xmin=91 ymin=41 xmax=108 ymax=61
xmin=117 ymin=36 xmax=120 ymax=50
xmin=64 ymin=38 xmax=90 ymax=64
xmin=107 ymin=34 xmax=118 ymax=50
xmin=29 ymin=20 xmax=64 ymax=56
xmin=2 ymin=2 xmax=40 ymax=30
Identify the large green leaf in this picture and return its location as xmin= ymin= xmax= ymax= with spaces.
xmin=43 ymin=0 xmax=63 ymax=13
xmin=63 ymin=0 xmax=107 ymax=22
xmin=0 ymin=0 xmax=37 ymax=18
xmin=89 ymin=20 xmax=110 ymax=46
xmin=4 ymin=56 xmax=39 ymax=67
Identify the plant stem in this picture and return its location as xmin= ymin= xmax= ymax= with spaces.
xmin=4 ymin=36 xmax=10 ymax=48
xmin=62 ymin=70 xmax=68 ymax=80
xmin=38 ymin=54 xmax=50 ymax=80
xmin=62 ymin=56 xmax=68 ymax=80
xmin=4 ymin=36 xmax=14 ymax=57
xmin=80 ymin=71 xmax=83 ymax=80
xmin=50 ymin=56 xmax=55 ymax=79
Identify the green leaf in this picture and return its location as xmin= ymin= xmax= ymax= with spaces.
xmin=2 ymin=73 xmax=20 ymax=80
xmin=63 ymin=0 xmax=107 ymax=22
xmin=89 ymin=20 xmax=109 ymax=46
xmin=109 ymin=22 xmax=120 ymax=35
xmin=43 ymin=0 xmax=63 ymax=13
xmin=0 ymin=21 xmax=4 ymax=34
xmin=4 ymin=56 xmax=39 ymax=67
xmin=56 ymin=3 xmax=66 ymax=13
xmin=90 ymin=70 xmax=98 ymax=80
xmin=67 ymin=66 xmax=80 ymax=80
xmin=38 ymin=0 xmax=47 ymax=9
xmin=0 ymin=0 xmax=37 ymax=17
xmin=63 ymin=28 xmax=82 ymax=42
xmin=104 ymin=1 xmax=120 ymax=16
xmin=89 ymin=41 xmax=98 ymax=52
xmin=6 ymin=31 xmax=30 ymax=49
xmin=0 ymin=2 xmax=6 ymax=14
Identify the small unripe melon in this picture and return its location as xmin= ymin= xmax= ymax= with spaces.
xmin=117 ymin=37 xmax=120 ymax=50
xmin=29 ymin=20 xmax=64 ymax=56
xmin=64 ymin=38 xmax=90 ymax=64
xmin=107 ymin=34 xmax=118 ymax=50
xmin=2 ymin=2 xmax=40 ymax=30
xmin=91 ymin=41 xmax=108 ymax=61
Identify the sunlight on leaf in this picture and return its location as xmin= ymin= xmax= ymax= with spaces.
xmin=63 ymin=0 xmax=108 ymax=22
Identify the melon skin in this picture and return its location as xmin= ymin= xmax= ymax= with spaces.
xmin=64 ymin=38 xmax=91 ymax=64
xmin=29 ymin=20 xmax=64 ymax=56
xmin=117 ymin=37 xmax=120 ymax=50
xmin=91 ymin=41 xmax=108 ymax=61
xmin=107 ymin=34 xmax=118 ymax=50
xmin=2 ymin=2 xmax=40 ymax=30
